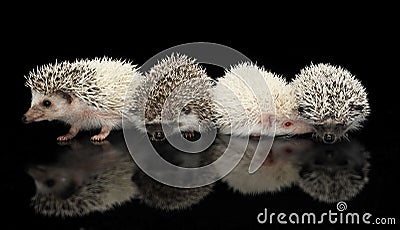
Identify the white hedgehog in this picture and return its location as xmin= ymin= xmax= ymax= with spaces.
xmin=126 ymin=53 xmax=215 ymax=141
xmin=292 ymin=63 xmax=370 ymax=143
xmin=213 ymin=63 xmax=312 ymax=137
xmin=221 ymin=137 xmax=311 ymax=195
xmin=23 ymin=57 xmax=141 ymax=141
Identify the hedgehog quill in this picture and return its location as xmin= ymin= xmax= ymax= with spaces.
xmin=23 ymin=57 xmax=141 ymax=141
xmin=292 ymin=63 xmax=370 ymax=144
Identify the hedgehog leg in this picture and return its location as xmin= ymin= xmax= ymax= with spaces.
xmin=57 ymin=125 xmax=81 ymax=142
xmin=91 ymin=125 xmax=111 ymax=142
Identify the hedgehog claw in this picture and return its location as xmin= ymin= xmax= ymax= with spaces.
xmin=57 ymin=134 xmax=74 ymax=142
xmin=90 ymin=135 xmax=107 ymax=142
xmin=57 ymin=125 xmax=80 ymax=142
xmin=57 ymin=140 xmax=71 ymax=144
xmin=57 ymin=140 xmax=73 ymax=146
xmin=182 ymin=131 xmax=195 ymax=140
xmin=91 ymin=126 xmax=111 ymax=142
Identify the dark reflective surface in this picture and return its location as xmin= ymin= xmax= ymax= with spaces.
xmin=19 ymin=132 xmax=373 ymax=217
xmin=5 ymin=124 xmax=400 ymax=229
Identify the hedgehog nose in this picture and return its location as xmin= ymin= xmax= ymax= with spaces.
xmin=323 ymin=134 xmax=336 ymax=144
xmin=22 ymin=115 xmax=28 ymax=123
xmin=153 ymin=131 xmax=165 ymax=141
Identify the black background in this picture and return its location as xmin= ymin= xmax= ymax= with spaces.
xmin=3 ymin=5 xmax=399 ymax=229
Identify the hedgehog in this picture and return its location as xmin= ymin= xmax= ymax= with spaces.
xmin=126 ymin=53 xmax=215 ymax=141
xmin=27 ymin=137 xmax=139 ymax=217
xmin=213 ymin=63 xmax=312 ymax=137
xmin=22 ymin=57 xmax=141 ymax=141
xmin=291 ymin=63 xmax=370 ymax=144
xmin=221 ymin=137 xmax=312 ymax=195
xmin=297 ymin=140 xmax=370 ymax=203
xmin=133 ymin=170 xmax=213 ymax=210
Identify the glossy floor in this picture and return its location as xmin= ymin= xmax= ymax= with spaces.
xmin=3 ymin=127 xmax=399 ymax=229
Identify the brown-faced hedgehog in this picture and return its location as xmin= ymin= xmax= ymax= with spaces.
xmin=23 ymin=57 xmax=141 ymax=141
xmin=126 ymin=53 xmax=215 ymax=141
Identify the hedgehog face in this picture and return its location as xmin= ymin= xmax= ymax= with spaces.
xmin=177 ymin=104 xmax=204 ymax=131
xmin=261 ymin=114 xmax=313 ymax=136
xmin=144 ymin=105 xmax=202 ymax=142
xmin=23 ymin=90 xmax=74 ymax=123
xmin=275 ymin=118 xmax=313 ymax=136
xmin=145 ymin=123 xmax=166 ymax=142
xmin=298 ymin=104 xmax=368 ymax=143
xmin=298 ymin=141 xmax=369 ymax=203
xmin=311 ymin=119 xmax=351 ymax=144
xmin=143 ymin=98 xmax=201 ymax=141
xmin=28 ymin=165 xmax=79 ymax=199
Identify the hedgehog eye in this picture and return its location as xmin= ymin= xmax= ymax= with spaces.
xmin=353 ymin=105 xmax=364 ymax=111
xmin=45 ymin=179 xmax=55 ymax=188
xmin=182 ymin=106 xmax=191 ymax=115
xmin=285 ymin=148 xmax=293 ymax=154
xmin=284 ymin=121 xmax=293 ymax=127
xmin=42 ymin=100 xmax=52 ymax=107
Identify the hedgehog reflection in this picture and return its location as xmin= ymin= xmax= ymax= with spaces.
xmin=27 ymin=134 xmax=216 ymax=216
xmin=297 ymin=139 xmax=370 ymax=203
xmin=221 ymin=137 xmax=312 ymax=194
xmin=27 ymin=134 xmax=370 ymax=216
xmin=218 ymin=136 xmax=369 ymax=203
xmin=134 ymin=171 xmax=213 ymax=210
xmin=28 ymin=138 xmax=139 ymax=217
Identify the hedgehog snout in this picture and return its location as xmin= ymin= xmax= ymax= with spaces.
xmin=22 ymin=108 xmax=45 ymax=123
xmin=146 ymin=124 xmax=166 ymax=141
xmin=323 ymin=133 xmax=336 ymax=144
xmin=22 ymin=114 xmax=28 ymax=123
xmin=152 ymin=131 xmax=165 ymax=141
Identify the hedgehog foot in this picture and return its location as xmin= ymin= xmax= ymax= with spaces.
xmin=91 ymin=125 xmax=111 ymax=142
xmin=57 ymin=125 xmax=80 ymax=142
xmin=57 ymin=134 xmax=75 ymax=142
xmin=182 ymin=131 xmax=195 ymax=140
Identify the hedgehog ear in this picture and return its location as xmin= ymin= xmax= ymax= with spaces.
xmin=57 ymin=91 xmax=74 ymax=104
